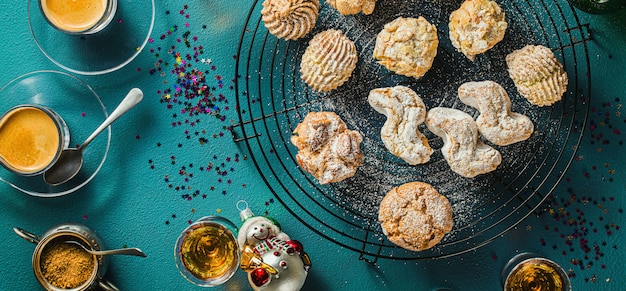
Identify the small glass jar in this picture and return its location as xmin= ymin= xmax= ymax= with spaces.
xmin=174 ymin=216 xmax=241 ymax=287
xmin=39 ymin=0 xmax=118 ymax=34
xmin=0 ymin=104 xmax=70 ymax=176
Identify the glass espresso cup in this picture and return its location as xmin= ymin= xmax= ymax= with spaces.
xmin=39 ymin=0 xmax=118 ymax=34
xmin=0 ymin=105 xmax=70 ymax=176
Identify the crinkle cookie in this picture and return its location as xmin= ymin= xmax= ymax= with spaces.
xmin=378 ymin=181 xmax=453 ymax=252
xmin=368 ymin=86 xmax=433 ymax=165
xmin=506 ymin=45 xmax=568 ymax=106
xmin=373 ymin=16 xmax=439 ymax=79
xmin=449 ymin=0 xmax=507 ymax=61
xmin=327 ymin=0 xmax=376 ymax=15
xmin=300 ymin=29 xmax=358 ymax=92
xmin=425 ymin=107 xmax=502 ymax=178
xmin=458 ymin=80 xmax=534 ymax=146
xmin=261 ymin=0 xmax=320 ymax=40
xmin=291 ymin=111 xmax=364 ymax=184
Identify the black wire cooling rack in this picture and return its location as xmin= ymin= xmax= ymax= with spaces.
xmin=232 ymin=0 xmax=591 ymax=261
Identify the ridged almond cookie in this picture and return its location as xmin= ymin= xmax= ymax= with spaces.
xmin=368 ymin=86 xmax=433 ymax=165
xmin=327 ymin=0 xmax=376 ymax=15
xmin=261 ymin=0 xmax=319 ymax=40
xmin=300 ymin=29 xmax=358 ymax=92
xmin=373 ymin=16 xmax=438 ymax=79
xmin=449 ymin=0 xmax=507 ymax=61
xmin=291 ymin=111 xmax=364 ymax=184
xmin=378 ymin=181 xmax=453 ymax=252
xmin=506 ymin=45 xmax=568 ymax=106
xmin=458 ymin=80 xmax=534 ymax=146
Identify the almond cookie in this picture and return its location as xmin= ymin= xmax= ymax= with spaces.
xmin=327 ymin=0 xmax=376 ymax=15
xmin=458 ymin=80 xmax=534 ymax=146
xmin=449 ymin=0 xmax=507 ymax=61
xmin=261 ymin=0 xmax=320 ymax=40
xmin=373 ymin=16 xmax=438 ymax=79
xmin=378 ymin=181 xmax=453 ymax=252
xmin=300 ymin=29 xmax=358 ymax=92
xmin=425 ymin=107 xmax=501 ymax=178
xmin=291 ymin=111 xmax=364 ymax=184
xmin=506 ymin=45 xmax=568 ymax=106
xmin=368 ymin=86 xmax=433 ymax=165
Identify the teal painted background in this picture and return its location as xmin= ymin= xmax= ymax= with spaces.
xmin=0 ymin=1 xmax=624 ymax=290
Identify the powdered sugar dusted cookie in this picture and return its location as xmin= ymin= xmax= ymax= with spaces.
xmin=300 ymin=29 xmax=358 ymax=92
xmin=449 ymin=0 xmax=507 ymax=61
xmin=378 ymin=181 xmax=453 ymax=252
xmin=261 ymin=0 xmax=319 ymax=40
xmin=291 ymin=111 xmax=364 ymax=184
xmin=458 ymin=80 xmax=534 ymax=146
xmin=506 ymin=45 xmax=568 ymax=106
xmin=368 ymin=86 xmax=433 ymax=165
xmin=373 ymin=16 xmax=438 ymax=79
xmin=327 ymin=0 xmax=376 ymax=15
xmin=425 ymin=107 xmax=501 ymax=178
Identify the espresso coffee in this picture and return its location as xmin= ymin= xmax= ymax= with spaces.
xmin=40 ymin=0 xmax=116 ymax=34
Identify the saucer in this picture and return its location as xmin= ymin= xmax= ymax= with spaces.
xmin=0 ymin=70 xmax=110 ymax=197
xmin=28 ymin=0 xmax=155 ymax=75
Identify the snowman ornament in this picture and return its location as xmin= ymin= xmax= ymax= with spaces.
xmin=237 ymin=202 xmax=311 ymax=291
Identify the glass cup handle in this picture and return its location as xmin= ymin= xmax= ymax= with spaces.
xmin=13 ymin=227 xmax=41 ymax=244
xmin=99 ymin=278 xmax=119 ymax=291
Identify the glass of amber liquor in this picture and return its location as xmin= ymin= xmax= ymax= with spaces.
xmin=501 ymin=253 xmax=571 ymax=291
xmin=175 ymin=216 xmax=240 ymax=287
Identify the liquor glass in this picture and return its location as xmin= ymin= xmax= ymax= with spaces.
xmin=174 ymin=216 xmax=240 ymax=287
xmin=501 ymin=253 xmax=571 ymax=291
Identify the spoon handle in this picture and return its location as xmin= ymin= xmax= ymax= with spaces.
xmin=65 ymin=240 xmax=147 ymax=257
xmin=81 ymin=88 xmax=144 ymax=149
xmin=88 ymin=247 xmax=147 ymax=257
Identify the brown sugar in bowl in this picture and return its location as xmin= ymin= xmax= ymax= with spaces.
xmin=14 ymin=223 xmax=119 ymax=291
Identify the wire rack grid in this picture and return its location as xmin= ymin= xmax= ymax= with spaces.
xmin=232 ymin=0 xmax=591 ymax=261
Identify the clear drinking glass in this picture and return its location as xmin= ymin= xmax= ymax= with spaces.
xmin=501 ymin=253 xmax=572 ymax=291
xmin=174 ymin=216 xmax=240 ymax=287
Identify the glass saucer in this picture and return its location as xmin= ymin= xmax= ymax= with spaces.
xmin=27 ymin=0 xmax=155 ymax=75
xmin=0 ymin=70 xmax=110 ymax=197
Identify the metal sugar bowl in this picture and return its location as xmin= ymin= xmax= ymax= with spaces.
xmin=14 ymin=223 xmax=118 ymax=291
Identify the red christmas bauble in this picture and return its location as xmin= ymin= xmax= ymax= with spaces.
xmin=250 ymin=268 xmax=270 ymax=287
xmin=286 ymin=240 xmax=304 ymax=253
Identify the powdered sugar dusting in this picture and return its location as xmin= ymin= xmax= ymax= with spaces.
xmin=235 ymin=0 xmax=589 ymax=258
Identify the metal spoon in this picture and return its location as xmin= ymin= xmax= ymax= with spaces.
xmin=64 ymin=240 xmax=147 ymax=257
xmin=44 ymin=88 xmax=144 ymax=186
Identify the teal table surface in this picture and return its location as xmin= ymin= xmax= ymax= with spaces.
xmin=0 ymin=1 xmax=624 ymax=290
